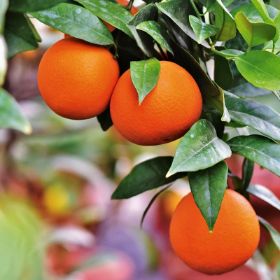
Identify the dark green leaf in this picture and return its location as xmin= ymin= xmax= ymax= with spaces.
xmin=235 ymin=12 xmax=276 ymax=47
xmin=97 ymin=107 xmax=112 ymax=131
xmin=167 ymin=120 xmax=232 ymax=176
xmin=136 ymin=21 xmax=173 ymax=54
xmin=8 ymin=0 xmax=67 ymax=12
xmin=248 ymin=184 xmax=280 ymax=210
xmin=112 ymin=157 xmax=185 ymax=199
xmin=75 ymin=0 xmax=133 ymax=37
xmin=130 ymin=58 xmax=160 ymax=104
xmin=127 ymin=4 xmax=158 ymax=57
xmin=259 ymin=216 xmax=280 ymax=249
xmin=235 ymin=51 xmax=280 ymax=91
xmin=0 ymin=88 xmax=31 ymax=134
xmin=156 ymin=0 xmax=206 ymax=46
xmin=4 ymin=13 xmax=40 ymax=58
xmin=170 ymin=44 xmax=227 ymax=123
xmin=242 ymin=159 xmax=254 ymax=189
xmin=228 ymin=135 xmax=280 ymax=176
xmin=189 ymin=161 xmax=228 ymax=230
xmin=214 ymin=55 xmax=233 ymax=89
xmin=225 ymin=91 xmax=280 ymax=141
xmin=32 ymin=3 xmax=114 ymax=45
xmin=129 ymin=3 xmax=158 ymax=26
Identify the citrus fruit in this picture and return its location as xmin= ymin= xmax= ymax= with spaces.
xmin=169 ymin=189 xmax=260 ymax=274
xmin=38 ymin=38 xmax=119 ymax=120
xmin=110 ymin=61 xmax=203 ymax=145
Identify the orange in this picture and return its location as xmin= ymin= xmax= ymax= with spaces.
xmin=106 ymin=0 xmax=138 ymax=32
xmin=110 ymin=61 xmax=203 ymax=145
xmin=169 ymin=189 xmax=260 ymax=275
xmin=38 ymin=38 xmax=119 ymax=120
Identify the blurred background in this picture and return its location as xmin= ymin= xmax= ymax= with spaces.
xmin=1 ymin=18 xmax=280 ymax=280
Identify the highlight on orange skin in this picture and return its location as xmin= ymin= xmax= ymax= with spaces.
xmin=169 ymin=189 xmax=260 ymax=275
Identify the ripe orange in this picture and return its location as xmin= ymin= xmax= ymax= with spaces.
xmin=110 ymin=61 xmax=203 ymax=145
xmin=169 ymin=189 xmax=260 ymax=274
xmin=38 ymin=38 xmax=119 ymax=120
xmin=106 ymin=0 xmax=138 ymax=32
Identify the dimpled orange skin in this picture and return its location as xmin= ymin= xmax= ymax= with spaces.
xmin=169 ymin=189 xmax=260 ymax=275
xmin=110 ymin=61 xmax=203 ymax=145
xmin=38 ymin=38 xmax=119 ymax=120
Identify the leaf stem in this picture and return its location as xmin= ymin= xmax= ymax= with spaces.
xmin=190 ymin=0 xmax=203 ymax=18
xmin=140 ymin=185 xmax=171 ymax=228
xmin=272 ymin=41 xmax=275 ymax=54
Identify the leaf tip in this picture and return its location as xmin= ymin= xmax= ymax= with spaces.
xmin=165 ymin=170 xmax=173 ymax=178
xmin=111 ymin=191 xmax=118 ymax=200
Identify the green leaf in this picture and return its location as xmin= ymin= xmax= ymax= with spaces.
xmin=214 ymin=2 xmax=236 ymax=42
xmin=32 ymin=3 xmax=114 ymax=46
xmin=129 ymin=4 xmax=157 ymax=26
xmin=0 ymin=196 xmax=44 ymax=279
xmin=189 ymin=15 xmax=219 ymax=44
xmin=235 ymin=51 xmax=280 ymax=91
xmin=235 ymin=12 xmax=276 ymax=47
xmin=8 ymin=0 xmax=67 ymax=12
xmin=167 ymin=120 xmax=232 ymax=176
xmin=242 ymin=159 xmax=254 ymax=189
xmin=216 ymin=0 xmax=234 ymax=20
xmin=156 ymin=0 xmax=206 ymax=46
xmin=228 ymin=135 xmax=280 ymax=176
xmin=136 ymin=21 xmax=173 ymax=54
xmin=97 ymin=107 xmax=112 ymax=131
xmin=214 ymin=55 xmax=234 ymax=89
xmin=112 ymin=157 xmax=185 ymax=199
xmin=128 ymin=4 xmax=158 ymax=57
xmin=0 ymin=0 xmax=8 ymax=33
xmin=170 ymin=44 xmax=226 ymax=124
xmin=247 ymin=184 xmax=280 ymax=210
xmin=232 ymin=3 xmax=278 ymax=23
xmin=75 ymin=0 xmax=133 ymax=37
xmin=4 ymin=13 xmax=40 ymax=58
xmin=189 ymin=162 xmax=228 ymax=230
xmin=214 ymin=49 xmax=244 ymax=59
xmin=130 ymin=58 xmax=160 ymax=104
xmin=0 ymin=88 xmax=31 ymax=134
xmin=251 ymin=0 xmax=273 ymax=23
xmin=225 ymin=92 xmax=280 ymax=141
xmin=259 ymin=217 xmax=280 ymax=249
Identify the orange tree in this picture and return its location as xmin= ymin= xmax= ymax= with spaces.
xmin=1 ymin=0 xmax=280 ymax=275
